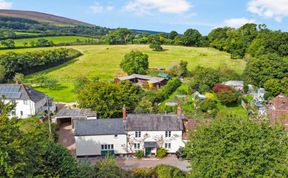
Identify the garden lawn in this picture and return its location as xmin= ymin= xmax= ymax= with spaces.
xmin=0 ymin=45 xmax=246 ymax=102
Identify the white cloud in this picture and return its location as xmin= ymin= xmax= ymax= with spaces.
xmin=0 ymin=0 xmax=12 ymax=9
xmin=223 ymin=18 xmax=256 ymax=28
xmin=248 ymin=0 xmax=288 ymax=22
xmin=124 ymin=0 xmax=192 ymax=15
xmin=90 ymin=3 xmax=114 ymax=14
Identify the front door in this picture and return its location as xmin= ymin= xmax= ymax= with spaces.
xmin=145 ymin=148 xmax=152 ymax=156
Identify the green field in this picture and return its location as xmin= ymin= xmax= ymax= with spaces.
xmin=0 ymin=45 xmax=246 ymax=102
xmin=1 ymin=36 xmax=93 ymax=47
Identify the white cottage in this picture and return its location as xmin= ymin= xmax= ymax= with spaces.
xmin=0 ymin=84 xmax=54 ymax=118
xmin=75 ymin=114 xmax=185 ymax=157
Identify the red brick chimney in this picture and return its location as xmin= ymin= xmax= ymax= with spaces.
xmin=123 ymin=105 xmax=127 ymax=121
xmin=177 ymin=100 xmax=182 ymax=116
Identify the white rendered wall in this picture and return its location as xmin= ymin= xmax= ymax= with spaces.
xmin=75 ymin=134 xmax=127 ymax=156
xmin=127 ymin=131 xmax=185 ymax=153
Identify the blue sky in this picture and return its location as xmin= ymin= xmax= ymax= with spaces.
xmin=1 ymin=0 xmax=288 ymax=35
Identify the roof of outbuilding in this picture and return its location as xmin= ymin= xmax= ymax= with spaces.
xmin=75 ymin=119 xmax=125 ymax=136
xmin=117 ymin=74 xmax=165 ymax=84
xmin=55 ymin=108 xmax=96 ymax=118
xmin=126 ymin=114 xmax=184 ymax=131
xmin=222 ymin=80 xmax=244 ymax=87
xmin=0 ymin=84 xmax=46 ymax=103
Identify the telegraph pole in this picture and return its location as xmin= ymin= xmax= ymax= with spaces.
xmin=46 ymin=96 xmax=52 ymax=140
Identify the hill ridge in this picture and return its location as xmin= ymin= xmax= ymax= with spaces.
xmin=0 ymin=9 xmax=93 ymax=27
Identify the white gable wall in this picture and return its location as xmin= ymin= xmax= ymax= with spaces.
xmin=76 ymin=134 xmax=127 ymax=156
xmin=4 ymin=98 xmax=47 ymax=119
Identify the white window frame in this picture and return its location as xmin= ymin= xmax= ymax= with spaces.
xmin=134 ymin=143 xmax=140 ymax=149
xmin=101 ymin=144 xmax=114 ymax=150
xmin=165 ymin=143 xmax=171 ymax=149
xmin=165 ymin=131 xmax=171 ymax=137
xmin=135 ymin=131 xmax=141 ymax=138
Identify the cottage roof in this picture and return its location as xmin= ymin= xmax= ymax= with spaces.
xmin=0 ymin=84 xmax=46 ymax=103
xmin=270 ymin=94 xmax=288 ymax=110
xmin=117 ymin=74 xmax=165 ymax=84
xmin=222 ymin=80 xmax=244 ymax=87
xmin=126 ymin=114 xmax=184 ymax=131
xmin=75 ymin=119 xmax=125 ymax=136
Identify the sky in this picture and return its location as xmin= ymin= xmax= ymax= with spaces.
xmin=0 ymin=0 xmax=288 ymax=35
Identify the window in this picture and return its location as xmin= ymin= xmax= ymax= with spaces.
xmin=135 ymin=131 xmax=141 ymax=138
xmin=23 ymin=100 xmax=28 ymax=105
xmin=134 ymin=143 xmax=140 ymax=149
xmin=165 ymin=143 xmax=171 ymax=149
xmin=165 ymin=131 xmax=171 ymax=137
xmin=11 ymin=110 xmax=16 ymax=116
xmin=20 ymin=111 xmax=23 ymax=116
xmin=101 ymin=144 xmax=114 ymax=150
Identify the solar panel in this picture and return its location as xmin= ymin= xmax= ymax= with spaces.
xmin=0 ymin=85 xmax=21 ymax=93
xmin=1 ymin=92 xmax=22 ymax=99
xmin=0 ymin=85 xmax=22 ymax=99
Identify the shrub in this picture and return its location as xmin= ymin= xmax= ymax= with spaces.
xmin=156 ymin=148 xmax=167 ymax=158
xmin=199 ymin=99 xmax=217 ymax=112
xmin=135 ymin=150 xmax=144 ymax=159
xmin=217 ymin=90 xmax=240 ymax=106
xmin=149 ymin=41 xmax=163 ymax=51
xmin=131 ymin=168 xmax=154 ymax=178
xmin=155 ymin=78 xmax=181 ymax=102
xmin=154 ymin=165 xmax=187 ymax=178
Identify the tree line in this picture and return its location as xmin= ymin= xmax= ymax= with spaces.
xmin=0 ymin=48 xmax=81 ymax=81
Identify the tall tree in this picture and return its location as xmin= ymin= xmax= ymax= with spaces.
xmin=184 ymin=116 xmax=288 ymax=177
xmin=120 ymin=50 xmax=149 ymax=75
xmin=78 ymin=81 xmax=142 ymax=118
xmin=244 ymin=54 xmax=288 ymax=86
xmin=182 ymin=28 xmax=202 ymax=46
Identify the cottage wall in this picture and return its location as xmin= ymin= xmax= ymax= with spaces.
xmin=75 ymin=134 xmax=127 ymax=156
xmin=127 ymin=131 xmax=184 ymax=153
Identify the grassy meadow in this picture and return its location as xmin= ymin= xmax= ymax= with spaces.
xmin=0 ymin=45 xmax=246 ymax=102
xmin=0 ymin=36 xmax=93 ymax=48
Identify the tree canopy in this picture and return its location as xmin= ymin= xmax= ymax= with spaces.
xmin=184 ymin=116 xmax=288 ymax=177
xmin=77 ymin=80 xmax=142 ymax=118
xmin=120 ymin=50 xmax=149 ymax=75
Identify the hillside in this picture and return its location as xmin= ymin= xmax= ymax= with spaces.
xmin=0 ymin=10 xmax=92 ymax=26
xmin=7 ymin=45 xmax=246 ymax=102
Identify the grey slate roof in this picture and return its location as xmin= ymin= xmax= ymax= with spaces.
xmin=117 ymin=74 xmax=165 ymax=84
xmin=75 ymin=119 xmax=125 ymax=136
xmin=126 ymin=114 xmax=184 ymax=131
xmin=0 ymin=84 xmax=46 ymax=103
xmin=55 ymin=108 xmax=96 ymax=118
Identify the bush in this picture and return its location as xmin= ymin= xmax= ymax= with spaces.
xmin=149 ymin=41 xmax=163 ymax=51
xmin=156 ymin=148 xmax=167 ymax=158
xmin=155 ymin=78 xmax=181 ymax=102
xmin=154 ymin=165 xmax=187 ymax=178
xmin=199 ymin=99 xmax=217 ymax=112
xmin=131 ymin=168 xmax=154 ymax=178
xmin=135 ymin=150 xmax=144 ymax=159
xmin=217 ymin=90 xmax=240 ymax=106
